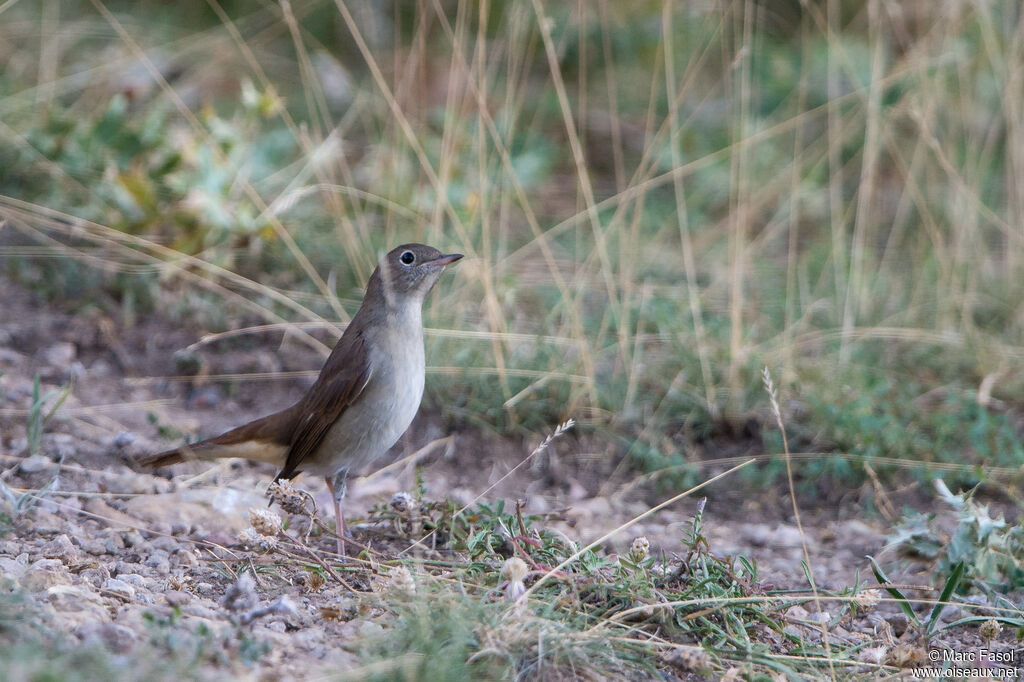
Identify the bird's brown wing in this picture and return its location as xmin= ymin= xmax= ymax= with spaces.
xmin=275 ymin=328 xmax=372 ymax=481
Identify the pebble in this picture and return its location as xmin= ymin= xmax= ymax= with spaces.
xmin=0 ymin=347 xmax=27 ymax=367
xmin=21 ymin=558 xmax=71 ymax=591
xmin=18 ymin=454 xmax=51 ymax=474
xmin=164 ymin=590 xmax=191 ymax=607
xmin=77 ymin=621 xmax=138 ymax=654
xmin=37 ymin=341 xmax=76 ymax=367
xmin=182 ymin=603 xmax=221 ymax=620
xmin=115 ymin=573 xmax=147 ymax=588
xmin=40 ymin=534 xmax=79 ymax=561
xmin=104 ymin=578 xmax=136 ymax=601
xmin=143 ymin=549 xmax=171 ymax=572
xmin=103 ymin=535 xmax=125 ymax=555
xmin=78 ymin=538 xmax=108 ymax=556
xmin=112 ymin=432 xmax=136 ymax=449
xmin=46 ymin=433 xmax=76 ymax=459
xmin=0 ymin=557 xmax=28 ymax=579
xmin=122 ymin=530 xmax=146 ymax=548
xmin=151 ymin=536 xmax=179 ymax=553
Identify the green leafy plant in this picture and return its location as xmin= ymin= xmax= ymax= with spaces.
xmin=885 ymin=480 xmax=1024 ymax=594
xmin=26 ymin=374 xmax=72 ymax=457
xmin=868 ymin=556 xmax=968 ymax=637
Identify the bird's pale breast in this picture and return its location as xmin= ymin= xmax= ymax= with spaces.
xmin=305 ymin=308 xmax=425 ymax=476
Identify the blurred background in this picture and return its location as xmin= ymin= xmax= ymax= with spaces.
xmin=2 ymin=0 xmax=1023 ymax=496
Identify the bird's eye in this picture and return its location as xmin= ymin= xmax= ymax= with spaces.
xmin=400 ymin=251 xmax=415 ymax=265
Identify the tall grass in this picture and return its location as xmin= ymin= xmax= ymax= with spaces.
xmin=1 ymin=0 xmax=1023 ymax=486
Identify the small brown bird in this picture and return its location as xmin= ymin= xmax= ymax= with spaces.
xmin=142 ymin=244 xmax=463 ymax=555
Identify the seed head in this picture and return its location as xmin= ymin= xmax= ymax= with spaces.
xmin=239 ymin=526 xmax=279 ymax=551
xmin=502 ymin=557 xmax=529 ymax=600
xmin=249 ymin=508 xmax=283 ymax=537
xmin=388 ymin=565 xmax=416 ymax=595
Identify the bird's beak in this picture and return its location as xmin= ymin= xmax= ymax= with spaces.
xmin=429 ymin=253 xmax=464 ymax=267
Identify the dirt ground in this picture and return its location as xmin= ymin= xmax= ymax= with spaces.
xmin=0 ymin=274 xmax=1018 ymax=679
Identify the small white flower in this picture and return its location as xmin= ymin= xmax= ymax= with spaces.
xmin=628 ymin=536 xmax=650 ymax=562
xmin=855 ymin=589 xmax=881 ymax=610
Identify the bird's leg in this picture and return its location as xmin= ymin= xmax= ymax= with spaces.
xmin=325 ymin=468 xmax=349 ymax=556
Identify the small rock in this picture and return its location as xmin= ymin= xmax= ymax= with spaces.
xmin=46 ymin=433 xmax=76 ymax=459
xmin=0 ymin=541 xmax=24 ymax=555
xmin=38 ymin=342 xmax=77 ymax=367
xmin=103 ymin=535 xmax=125 ymax=555
xmin=104 ymin=578 xmax=135 ymax=601
xmin=112 ymin=432 xmax=136 ymax=449
xmin=18 ymin=454 xmax=51 ymax=474
xmin=768 ymin=524 xmax=806 ymax=548
xmin=151 ymin=536 xmax=179 ymax=553
xmin=88 ymin=359 xmax=116 ymax=378
xmin=0 ymin=557 xmax=28 ymax=580
xmin=354 ymin=620 xmax=384 ymax=639
xmin=886 ymin=612 xmax=910 ymax=636
xmin=164 ymin=590 xmax=191 ymax=607
xmin=80 ymin=565 xmax=112 ymax=588
xmin=78 ymin=538 xmax=108 ymax=556
xmin=181 ymin=603 xmax=221 ymax=620
xmin=77 ymin=621 xmax=137 ymax=654
xmin=143 ymin=549 xmax=170 ymax=573
xmin=114 ymin=573 xmax=147 ymax=588
xmin=0 ymin=348 xmax=27 ymax=367
xmin=122 ymin=530 xmax=145 ymax=548
xmin=172 ymin=549 xmax=199 ymax=569
xmin=938 ymin=603 xmax=964 ymax=623
xmin=46 ymin=584 xmax=106 ymax=614
xmin=21 ymin=559 xmax=71 ymax=591
xmin=40 ymin=534 xmax=79 ymax=562
xmin=185 ymin=387 xmax=222 ymax=409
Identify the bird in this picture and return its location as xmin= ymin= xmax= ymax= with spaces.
xmin=141 ymin=244 xmax=463 ymax=555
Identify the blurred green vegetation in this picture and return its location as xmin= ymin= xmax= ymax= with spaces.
xmin=2 ymin=0 xmax=1024 ymax=495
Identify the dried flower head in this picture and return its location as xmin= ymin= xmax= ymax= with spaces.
xmin=979 ymin=618 xmax=1002 ymax=641
xmin=388 ymin=565 xmax=416 ymax=595
xmin=502 ymin=557 xmax=529 ymax=600
xmin=249 ymin=508 xmax=283 ymax=537
xmin=628 ymin=536 xmax=650 ymax=563
xmin=662 ymin=646 xmax=712 ymax=673
xmin=855 ymin=589 xmax=881 ymax=610
xmin=390 ymin=491 xmax=416 ymax=514
xmin=240 ymin=526 xmax=279 ymax=552
xmin=305 ymin=570 xmax=326 ymax=593
xmin=167 ymin=574 xmax=192 ymax=592
xmin=267 ymin=479 xmax=307 ymax=515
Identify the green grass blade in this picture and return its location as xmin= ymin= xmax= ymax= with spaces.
xmin=867 ymin=555 xmax=918 ymax=625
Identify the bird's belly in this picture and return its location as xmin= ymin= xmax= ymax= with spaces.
xmin=308 ymin=355 xmax=424 ymax=476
